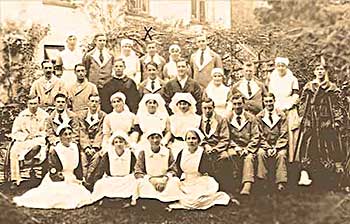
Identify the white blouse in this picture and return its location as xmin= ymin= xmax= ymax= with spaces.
xmin=144 ymin=147 xmax=170 ymax=176
xmin=169 ymin=113 xmax=201 ymax=139
xmin=103 ymin=110 xmax=135 ymax=136
xmin=108 ymin=148 xmax=132 ymax=176
xmin=180 ymin=147 xmax=204 ymax=177
xmin=268 ymin=69 xmax=299 ymax=110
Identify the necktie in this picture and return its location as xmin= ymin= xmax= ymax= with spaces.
xmin=58 ymin=114 xmax=63 ymax=124
xmin=90 ymin=115 xmax=94 ymax=123
xmin=99 ymin=50 xmax=104 ymax=63
xmin=151 ymin=80 xmax=155 ymax=91
xmin=200 ymin=50 xmax=204 ymax=65
xmin=269 ymin=112 xmax=274 ymax=125
xmin=205 ymin=119 xmax=211 ymax=135
xmin=247 ymin=80 xmax=252 ymax=97
xmin=236 ymin=115 xmax=241 ymax=126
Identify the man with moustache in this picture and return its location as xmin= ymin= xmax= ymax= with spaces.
xmin=30 ymin=60 xmax=66 ymax=109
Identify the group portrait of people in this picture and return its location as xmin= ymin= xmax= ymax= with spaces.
xmin=5 ymin=32 xmax=350 ymax=211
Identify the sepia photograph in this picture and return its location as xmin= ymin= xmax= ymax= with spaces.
xmin=0 ymin=0 xmax=350 ymax=223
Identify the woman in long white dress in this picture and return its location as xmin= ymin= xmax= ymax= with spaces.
xmin=268 ymin=57 xmax=300 ymax=162
xmin=134 ymin=130 xmax=182 ymax=203
xmin=13 ymin=126 xmax=91 ymax=209
xmin=163 ymin=92 xmax=201 ymax=159
xmin=203 ymin=68 xmax=230 ymax=117
xmin=86 ymin=131 xmax=138 ymax=205
xmin=134 ymin=93 xmax=169 ymax=155
xmin=169 ymin=128 xmax=230 ymax=210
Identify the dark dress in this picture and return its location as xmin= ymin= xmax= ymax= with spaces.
xmin=99 ymin=76 xmax=140 ymax=114
xmin=296 ymin=80 xmax=345 ymax=172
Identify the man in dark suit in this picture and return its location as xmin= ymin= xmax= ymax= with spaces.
xmin=83 ymin=33 xmax=114 ymax=89
xmin=224 ymin=93 xmax=260 ymax=195
xmin=76 ymin=93 xmax=106 ymax=178
xmin=256 ymin=93 xmax=288 ymax=191
xmin=199 ymin=98 xmax=232 ymax=193
xmin=162 ymin=58 xmax=202 ymax=114
xmin=138 ymin=62 xmax=166 ymax=99
xmin=45 ymin=93 xmax=80 ymax=147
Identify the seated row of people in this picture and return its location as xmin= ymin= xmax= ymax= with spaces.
xmin=13 ymin=125 xmax=231 ymax=210
xmin=10 ymin=89 xmax=289 ymax=202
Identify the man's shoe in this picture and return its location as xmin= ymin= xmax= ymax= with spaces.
xmin=277 ymin=183 xmax=286 ymax=191
xmin=240 ymin=182 xmax=252 ymax=195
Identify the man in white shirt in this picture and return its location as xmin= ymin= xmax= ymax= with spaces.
xmin=9 ymin=95 xmax=49 ymax=186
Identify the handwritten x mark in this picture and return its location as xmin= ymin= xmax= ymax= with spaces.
xmin=143 ymin=27 xmax=153 ymax=41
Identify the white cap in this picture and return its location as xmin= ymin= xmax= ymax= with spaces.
xmin=121 ymin=39 xmax=133 ymax=47
xmin=110 ymin=92 xmax=126 ymax=103
xmin=275 ymin=57 xmax=289 ymax=66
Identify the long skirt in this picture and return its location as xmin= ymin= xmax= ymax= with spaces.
xmin=169 ymin=175 xmax=230 ymax=210
xmin=89 ymin=174 xmax=137 ymax=204
xmin=136 ymin=175 xmax=182 ymax=202
xmin=13 ymin=173 xmax=91 ymax=209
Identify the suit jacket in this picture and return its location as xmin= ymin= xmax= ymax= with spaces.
xmin=30 ymin=75 xmax=66 ymax=108
xmin=229 ymin=78 xmax=267 ymax=115
xmin=227 ymin=110 xmax=260 ymax=153
xmin=77 ymin=109 xmax=106 ymax=150
xmin=68 ymin=79 xmax=98 ymax=112
xmin=161 ymin=77 xmax=203 ymax=114
xmin=83 ymin=48 xmax=114 ymax=89
xmin=86 ymin=150 xmax=136 ymax=185
xmin=48 ymin=144 xmax=83 ymax=181
xmin=199 ymin=113 xmax=230 ymax=152
xmin=138 ymin=78 xmax=166 ymax=99
xmin=99 ymin=76 xmax=140 ymax=114
xmin=256 ymin=109 xmax=288 ymax=151
xmin=190 ymin=48 xmax=222 ymax=88
xmin=45 ymin=110 xmax=80 ymax=145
